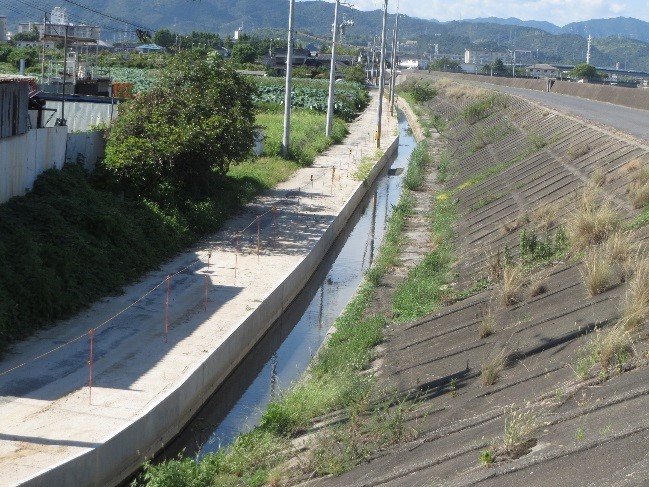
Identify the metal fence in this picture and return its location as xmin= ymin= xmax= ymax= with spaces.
xmin=0 ymin=82 xmax=29 ymax=139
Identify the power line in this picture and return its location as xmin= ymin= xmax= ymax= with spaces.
xmin=2 ymin=0 xmax=141 ymax=36
xmin=57 ymin=0 xmax=151 ymax=32
xmin=0 ymin=0 xmax=31 ymax=19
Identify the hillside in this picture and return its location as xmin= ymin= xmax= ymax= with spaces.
xmin=6 ymin=0 xmax=648 ymax=70
xmin=563 ymin=17 xmax=649 ymax=44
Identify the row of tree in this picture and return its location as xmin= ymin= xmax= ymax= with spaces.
xmin=427 ymin=55 xmax=606 ymax=81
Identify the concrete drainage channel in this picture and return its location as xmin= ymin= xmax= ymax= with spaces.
xmin=148 ymin=113 xmax=417 ymax=466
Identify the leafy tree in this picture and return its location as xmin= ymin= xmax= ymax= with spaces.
xmin=103 ymin=50 xmax=258 ymax=199
xmin=231 ymin=42 xmax=258 ymax=64
xmin=152 ymin=28 xmax=176 ymax=49
xmin=12 ymin=31 xmax=40 ymax=42
xmin=569 ymin=63 xmax=602 ymax=79
xmin=7 ymin=47 xmax=39 ymax=68
xmin=492 ymin=58 xmax=507 ymax=75
xmin=0 ymin=44 xmax=13 ymax=63
xmin=340 ymin=64 xmax=366 ymax=84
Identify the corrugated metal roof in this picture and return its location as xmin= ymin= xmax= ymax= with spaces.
xmin=0 ymin=74 xmax=36 ymax=83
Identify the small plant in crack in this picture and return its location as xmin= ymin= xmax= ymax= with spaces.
xmin=479 ymin=449 xmax=494 ymax=466
xmin=449 ymin=377 xmax=458 ymax=397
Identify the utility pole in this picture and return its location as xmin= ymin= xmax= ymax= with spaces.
xmin=41 ymin=12 xmax=47 ymax=83
xmin=325 ymin=0 xmax=340 ymax=138
xmin=370 ymin=37 xmax=377 ymax=84
xmin=389 ymin=11 xmax=399 ymax=117
xmin=57 ymin=25 xmax=69 ymax=127
xmin=375 ymin=0 xmax=388 ymax=149
xmin=282 ymin=0 xmax=295 ymax=158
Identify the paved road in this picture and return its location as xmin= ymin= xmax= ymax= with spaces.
xmin=485 ymin=84 xmax=649 ymax=142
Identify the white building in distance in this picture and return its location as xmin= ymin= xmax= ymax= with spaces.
xmin=18 ymin=7 xmax=100 ymax=41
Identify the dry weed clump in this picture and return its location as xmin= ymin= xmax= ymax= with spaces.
xmin=581 ymin=247 xmax=614 ymax=296
xmin=567 ymin=191 xmax=619 ymax=251
xmin=567 ymin=143 xmax=591 ymax=161
xmin=481 ymin=348 xmax=509 ymax=386
xmin=591 ymin=168 xmax=607 ymax=187
xmin=485 ymin=249 xmax=505 ymax=281
xmin=574 ymin=325 xmax=634 ymax=381
xmin=623 ymin=158 xmax=642 ymax=173
xmin=592 ymin=325 xmax=634 ymax=370
xmin=503 ymin=407 xmax=538 ymax=451
xmin=628 ymin=169 xmax=649 ymax=209
xmin=606 ymin=231 xmax=635 ymax=281
xmin=500 ymin=219 xmax=521 ymax=236
xmin=528 ymin=270 xmax=549 ymax=298
xmin=444 ymin=84 xmax=489 ymax=102
xmin=533 ymin=203 xmax=558 ymax=232
xmin=620 ymin=257 xmax=649 ymax=332
xmin=479 ymin=306 xmax=496 ymax=338
xmin=500 ymin=265 xmax=525 ymax=306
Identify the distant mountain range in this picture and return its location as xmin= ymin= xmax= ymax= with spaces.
xmin=5 ymin=1 xmax=649 ymax=71
xmin=465 ymin=16 xmax=649 ymax=44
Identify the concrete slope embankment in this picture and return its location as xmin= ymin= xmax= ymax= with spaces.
xmin=0 ymin=91 xmax=398 ymax=487
xmin=304 ymin=83 xmax=649 ymax=486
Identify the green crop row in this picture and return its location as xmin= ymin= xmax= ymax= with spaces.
xmin=253 ymin=78 xmax=369 ymax=122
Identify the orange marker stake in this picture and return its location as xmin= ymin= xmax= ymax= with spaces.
xmin=256 ymin=215 xmax=261 ymax=262
xmin=165 ymin=275 xmax=170 ymax=343
xmin=234 ymin=235 xmax=239 ymax=284
xmin=88 ymin=329 xmax=94 ymax=405
xmin=204 ymin=274 xmax=209 ymax=311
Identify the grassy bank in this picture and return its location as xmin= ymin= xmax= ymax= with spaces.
xmin=0 ymin=110 xmax=346 ymax=352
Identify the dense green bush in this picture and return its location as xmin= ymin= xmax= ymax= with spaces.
xmin=0 ymin=164 xmax=186 ymax=347
xmin=398 ymin=79 xmax=438 ymax=103
xmin=103 ymin=50 xmax=257 ymax=201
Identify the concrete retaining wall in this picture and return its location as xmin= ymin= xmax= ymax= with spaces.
xmin=23 ymin=133 xmax=400 ymax=487
xmin=66 ymin=131 xmax=105 ymax=171
xmin=0 ymin=127 xmax=67 ymax=204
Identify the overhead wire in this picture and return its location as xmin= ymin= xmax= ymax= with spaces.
xmin=56 ymin=0 xmax=152 ymax=31
xmin=3 ymin=0 xmax=144 ymax=37
xmin=0 ymin=0 xmax=31 ymax=19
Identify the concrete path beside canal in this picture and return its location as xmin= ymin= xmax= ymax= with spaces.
xmin=0 ymin=90 xmax=398 ymax=487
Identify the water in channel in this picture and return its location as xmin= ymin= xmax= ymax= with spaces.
xmin=163 ymin=112 xmax=417 ymax=460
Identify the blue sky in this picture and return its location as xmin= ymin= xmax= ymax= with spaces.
xmin=300 ymin=0 xmax=649 ymax=26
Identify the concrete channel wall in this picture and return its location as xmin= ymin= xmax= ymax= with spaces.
xmin=23 ymin=134 xmax=400 ymax=487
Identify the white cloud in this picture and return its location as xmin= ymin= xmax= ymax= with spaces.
xmin=304 ymin=0 xmax=648 ymax=26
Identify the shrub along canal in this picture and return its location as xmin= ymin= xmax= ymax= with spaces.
xmin=158 ymin=111 xmax=416 ymax=462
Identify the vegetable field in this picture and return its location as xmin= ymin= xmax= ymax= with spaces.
xmin=253 ymin=78 xmax=369 ymax=122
